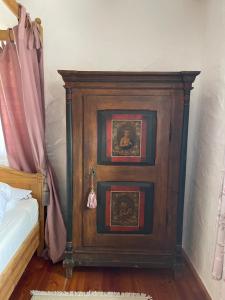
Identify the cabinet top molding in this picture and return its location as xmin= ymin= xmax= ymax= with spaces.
xmin=58 ymin=70 xmax=200 ymax=84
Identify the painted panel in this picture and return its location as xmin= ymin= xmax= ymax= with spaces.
xmin=97 ymin=181 xmax=154 ymax=234
xmin=98 ymin=110 xmax=157 ymax=165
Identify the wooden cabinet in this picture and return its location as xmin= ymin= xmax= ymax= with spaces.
xmin=58 ymin=71 xmax=200 ymax=277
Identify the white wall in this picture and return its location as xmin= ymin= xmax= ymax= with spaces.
xmin=1 ymin=1 xmax=224 ymax=299
xmin=183 ymin=1 xmax=225 ymax=299
xmin=0 ymin=0 xmax=203 ymax=215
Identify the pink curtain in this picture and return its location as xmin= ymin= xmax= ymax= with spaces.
xmin=0 ymin=6 xmax=66 ymax=263
xmin=212 ymin=153 xmax=225 ymax=280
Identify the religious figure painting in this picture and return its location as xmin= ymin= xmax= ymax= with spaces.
xmin=110 ymin=191 xmax=140 ymax=227
xmin=112 ymin=120 xmax=141 ymax=157
xmin=98 ymin=110 xmax=156 ymax=165
xmin=97 ymin=182 xmax=154 ymax=234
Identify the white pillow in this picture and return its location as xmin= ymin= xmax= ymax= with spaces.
xmin=6 ymin=194 xmax=32 ymax=211
xmin=0 ymin=182 xmax=32 ymax=211
xmin=11 ymin=186 xmax=32 ymax=201
xmin=0 ymin=192 xmax=8 ymax=223
xmin=0 ymin=182 xmax=11 ymax=200
xmin=0 ymin=182 xmax=32 ymax=201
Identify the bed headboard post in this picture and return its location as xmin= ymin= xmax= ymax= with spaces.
xmin=36 ymin=172 xmax=45 ymax=255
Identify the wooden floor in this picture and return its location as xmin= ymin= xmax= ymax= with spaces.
xmin=10 ymin=256 xmax=209 ymax=300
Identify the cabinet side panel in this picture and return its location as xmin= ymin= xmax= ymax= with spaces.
xmin=167 ymin=90 xmax=184 ymax=251
xmin=63 ymin=88 xmax=74 ymax=276
xmin=177 ymin=92 xmax=190 ymax=245
xmin=72 ymin=92 xmax=84 ymax=250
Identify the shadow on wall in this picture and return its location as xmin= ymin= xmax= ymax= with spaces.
xmin=184 ymin=65 xmax=225 ymax=275
xmin=45 ymin=76 xmax=67 ymax=219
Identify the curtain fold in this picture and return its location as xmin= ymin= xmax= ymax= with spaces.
xmin=0 ymin=6 xmax=66 ymax=263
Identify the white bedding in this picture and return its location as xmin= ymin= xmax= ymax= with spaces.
xmin=0 ymin=198 xmax=38 ymax=273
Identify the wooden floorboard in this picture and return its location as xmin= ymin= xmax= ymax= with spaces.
xmin=10 ymin=256 xmax=210 ymax=300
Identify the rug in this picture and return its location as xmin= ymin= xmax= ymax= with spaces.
xmin=30 ymin=291 xmax=152 ymax=300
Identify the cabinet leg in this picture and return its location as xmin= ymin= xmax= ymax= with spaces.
xmin=173 ymin=244 xmax=184 ymax=279
xmin=173 ymin=260 xmax=183 ymax=280
xmin=64 ymin=265 xmax=73 ymax=278
xmin=63 ymin=241 xmax=74 ymax=278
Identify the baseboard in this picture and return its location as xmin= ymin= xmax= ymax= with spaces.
xmin=182 ymin=249 xmax=212 ymax=300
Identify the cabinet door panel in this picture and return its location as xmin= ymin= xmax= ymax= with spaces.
xmin=82 ymin=95 xmax=172 ymax=251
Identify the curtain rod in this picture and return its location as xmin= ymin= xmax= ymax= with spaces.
xmin=0 ymin=0 xmax=43 ymax=42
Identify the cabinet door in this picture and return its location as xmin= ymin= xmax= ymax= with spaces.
xmin=82 ymin=94 xmax=172 ymax=252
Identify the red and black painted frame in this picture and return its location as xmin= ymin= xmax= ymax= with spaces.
xmin=97 ymin=110 xmax=157 ymax=165
xmin=97 ymin=181 xmax=154 ymax=234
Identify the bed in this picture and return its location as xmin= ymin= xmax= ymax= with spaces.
xmin=0 ymin=166 xmax=44 ymax=300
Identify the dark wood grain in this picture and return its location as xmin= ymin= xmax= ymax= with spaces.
xmin=10 ymin=255 xmax=210 ymax=300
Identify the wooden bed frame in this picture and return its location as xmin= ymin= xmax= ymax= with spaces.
xmin=0 ymin=166 xmax=44 ymax=300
